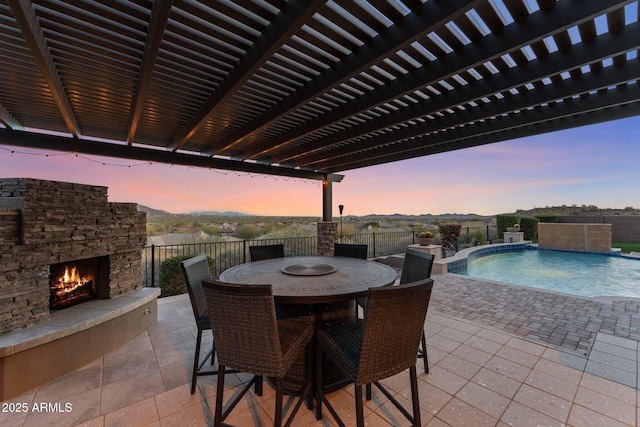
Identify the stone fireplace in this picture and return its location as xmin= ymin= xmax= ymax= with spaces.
xmin=0 ymin=178 xmax=147 ymax=333
xmin=0 ymin=178 xmax=158 ymax=400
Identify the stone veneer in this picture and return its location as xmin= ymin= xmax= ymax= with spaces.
xmin=316 ymin=221 xmax=338 ymax=256
xmin=538 ymin=223 xmax=612 ymax=253
xmin=0 ymin=178 xmax=147 ymax=333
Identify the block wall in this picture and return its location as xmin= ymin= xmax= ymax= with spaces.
xmin=538 ymin=223 xmax=611 ymax=253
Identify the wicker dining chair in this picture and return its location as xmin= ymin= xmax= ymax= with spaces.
xmin=315 ymin=278 xmax=434 ymax=427
xmin=334 ymin=243 xmax=368 ymax=259
xmin=203 ymin=279 xmax=314 ymax=427
xmin=249 ymin=243 xmax=285 ymax=261
xmin=179 ymin=255 xmax=223 ymax=395
xmin=399 ymin=249 xmax=434 ymax=373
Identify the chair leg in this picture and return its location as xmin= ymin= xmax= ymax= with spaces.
xmin=214 ymin=364 xmax=226 ymax=427
xmin=191 ymin=329 xmax=203 ymax=394
xmin=410 ymin=366 xmax=421 ymax=427
xmin=315 ymin=340 xmax=324 ymax=420
xmin=420 ymin=331 xmax=429 ymax=374
xmin=274 ymin=378 xmax=283 ymax=427
xmin=355 ymin=384 xmax=365 ymax=427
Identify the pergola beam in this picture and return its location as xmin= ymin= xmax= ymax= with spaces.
xmin=126 ymin=0 xmax=173 ymax=145
xmin=7 ymin=0 xmax=81 ymax=137
xmin=0 ymin=129 xmax=343 ymax=182
xmin=168 ymin=0 xmax=327 ymax=152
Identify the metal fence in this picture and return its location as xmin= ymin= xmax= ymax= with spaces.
xmin=141 ymin=227 xmax=498 ymax=288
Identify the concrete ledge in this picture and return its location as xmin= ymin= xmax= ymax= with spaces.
xmin=0 ymin=287 xmax=160 ymax=400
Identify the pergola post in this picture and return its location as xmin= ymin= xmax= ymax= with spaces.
xmin=318 ymin=174 xmax=343 ymax=255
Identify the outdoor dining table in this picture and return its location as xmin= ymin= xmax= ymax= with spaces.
xmin=217 ymin=255 xmax=398 ymax=392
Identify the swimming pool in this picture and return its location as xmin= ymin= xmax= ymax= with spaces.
xmin=457 ymin=248 xmax=640 ymax=298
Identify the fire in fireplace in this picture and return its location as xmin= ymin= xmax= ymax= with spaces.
xmin=49 ymin=257 xmax=109 ymax=310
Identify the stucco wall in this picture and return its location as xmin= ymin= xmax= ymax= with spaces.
xmin=538 ymin=223 xmax=611 ymax=253
xmin=558 ymin=216 xmax=640 ymax=243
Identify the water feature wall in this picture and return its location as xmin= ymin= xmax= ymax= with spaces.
xmin=538 ymin=223 xmax=611 ymax=253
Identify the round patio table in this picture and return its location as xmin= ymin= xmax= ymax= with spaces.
xmin=219 ymin=255 xmax=398 ymax=303
xmin=219 ymin=255 xmax=398 ymax=393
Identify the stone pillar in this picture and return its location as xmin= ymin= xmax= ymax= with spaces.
xmin=317 ymin=221 xmax=338 ymax=256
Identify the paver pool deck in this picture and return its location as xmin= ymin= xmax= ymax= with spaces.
xmin=2 ymin=273 xmax=639 ymax=426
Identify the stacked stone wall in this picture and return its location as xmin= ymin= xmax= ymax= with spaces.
xmin=317 ymin=221 xmax=338 ymax=256
xmin=0 ymin=178 xmax=146 ymax=333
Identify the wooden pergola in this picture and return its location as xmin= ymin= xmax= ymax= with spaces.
xmin=1 ymin=0 xmax=639 ymax=218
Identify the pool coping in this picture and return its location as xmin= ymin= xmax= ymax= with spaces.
xmin=433 ymin=241 xmax=532 ymax=274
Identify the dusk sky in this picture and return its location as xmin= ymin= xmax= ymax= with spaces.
xmin=1 ymin=116 xmax=638 ymax=218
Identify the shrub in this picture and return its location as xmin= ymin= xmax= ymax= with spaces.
xmin=469 ymin=229 xmax=487 ymax=246
xmin=496 ymin=214 xmax=520 ymax=238
xmin=535 ymin=214 xmax=559 ymax=223
xmin=519 ymin=216 xmax=540 ymax=240
xmin=159 ymin=255 xmax=215 ymax=297
xmin=438 ymin=223 xmax=461 ymax=252
xmin=235 ymin=224 xmax=262 ymax=240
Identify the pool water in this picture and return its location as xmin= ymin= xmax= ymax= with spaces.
xmin=458 ymin=249 xmax=640 ymax=298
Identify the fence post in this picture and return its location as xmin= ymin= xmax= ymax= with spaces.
xmin=151 ymin=245 xmax=155 ymax=287
xmin=372 ymin=232 xmax=377 ymax=258
xmin=243 ymin=239 xmax=247 ymax=264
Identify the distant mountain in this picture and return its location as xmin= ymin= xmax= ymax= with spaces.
xmin=188 ymin=210 xmax=249 ymax=216
xmin=137 ymin=205 xmax=172 ymax=216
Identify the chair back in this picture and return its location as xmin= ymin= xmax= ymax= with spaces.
xmin=334 ymin=243 xmax=368 ymax=259
xmin=180 ymin=255 xmax=212 ymax=325
xmin=399 ymin=249 xmax=434 ymax=284
xmin=358 ymin=278 xmax=433 ymax=384
xmin=249 ymin=243 xmax=285 ymax=261
xmin=202 ymin=280 xmax=286 ymax=376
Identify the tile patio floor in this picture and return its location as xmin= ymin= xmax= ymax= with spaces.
xmin=2 ymin=274 xmax=640 ymax=427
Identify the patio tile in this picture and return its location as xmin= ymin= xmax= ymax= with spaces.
xmin=579 ymin=372 xmax=637 ymax=405
xmin=455 ymin=381 xmax=511 ymax=419
xmin=504 ymin=337 xmax=546 ymax=357
xmin=23 ymin=387 xmax=102 ymax=427
xmin=451 ymin=344 xmax=493 ymax=366
xmin=512 ymin=384 xmax=571 ymax=423
xmin=573 ymin=386 xmax=636 ymax=425
xmin=102 ymin=349 xmax=159 ymax=386
xmin=532 ymin=358 xmax=583 ymax=385
xmin=475 ymin=328 xmax=513 ymax=345
xmin=540 ymin=347 xmax=587 ymax=371
xmin=436 ymin=397 xmax=498 ymax=427
xmin=484 ymin=356 xmax=532 ymax=383
xmin=103 ymin=396 xmax=158 ymax=427
xmin=567 ymin=404 xmax=632 ymax=427
xmin=154 ymin=384 xmax=204 ymax=419
xmin=591 ymin=340 xmax=638 ymax=360
xmin=436 ymin=354 xmax=482 ymax=380
xmin=100 ymin=369 xmax=166 ymax=414
xmin=588 ymin=349 xmax=637 ymax=372
xmin=158 ymin=399 xmax=214 ymax=427
xmin=525 ymin=370 xmax=579 ymax=401
xmin=471 ymin=368 xmax=523 ymax=399
xmin=501 ymin=401 xmax=566 ymax=427
xmin=465 ymin=335 xmax=504 ymax=355
xmin=495 ymin=345 xmax=541 ymax=368
xmin=423 ymin=366 xmax=468 ymax=395
xmin=585 ymin=360 xmax=637 ymax=388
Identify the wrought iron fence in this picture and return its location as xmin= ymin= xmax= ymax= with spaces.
xmin=141 ymin=227 xmax=500 ymax=288
xmin=142 ymin=231 xmax=414 ymax=287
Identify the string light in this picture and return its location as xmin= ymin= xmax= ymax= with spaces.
xmin=0 ymin=145 xmax=321 ymax=186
